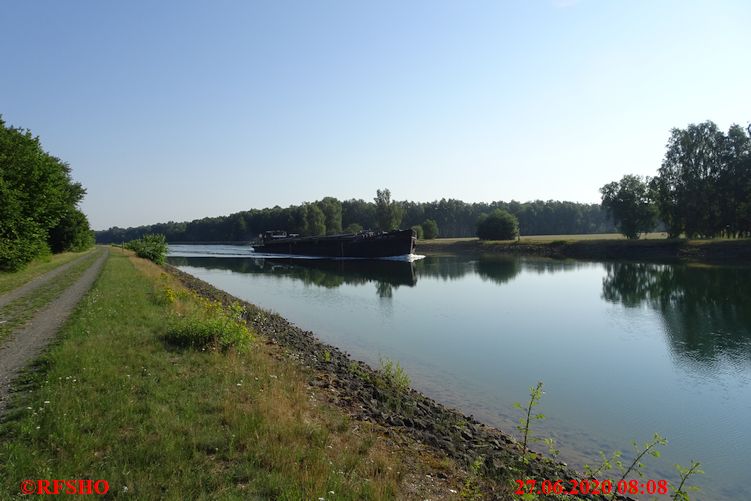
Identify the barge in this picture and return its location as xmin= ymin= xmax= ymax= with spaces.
xmin=252 ymin=229 xmax=416 ymax=258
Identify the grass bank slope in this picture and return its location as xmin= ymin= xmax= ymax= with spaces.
xmin=417 ymin=235 xmax=751 ymax=263
xmin=0 ymin=249 xmax=466 ymax=500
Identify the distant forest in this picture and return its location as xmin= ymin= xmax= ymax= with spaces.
xmin=95 ymin=197 xmax=616 ymax=243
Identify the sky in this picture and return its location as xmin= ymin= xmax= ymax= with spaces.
xmin=1 ymin=0 xmax=750 ymax=230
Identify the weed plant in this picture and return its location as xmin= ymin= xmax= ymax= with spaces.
xmin=510 ymin=380 xmax=704 ymax=501
xmin=378 ymin=358 xmax=410 ymax=393
xmin=160 ymin=284 xmax=253 ymax=352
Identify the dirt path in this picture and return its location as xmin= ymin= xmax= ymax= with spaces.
xmin=0 ymin=250 xmax=95 ymax=309
xmin=0 ymin=248 xmax=108 ymax=415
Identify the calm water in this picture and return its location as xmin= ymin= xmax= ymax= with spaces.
xmin=168 ymin=245 xmax=751 ymax=501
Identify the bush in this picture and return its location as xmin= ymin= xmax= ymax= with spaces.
xmin=411 ymin=225 xmax=424 ymax=239
xmin=0 ymin=218 xmax=49 ymax=271
xmin=126 ymin=234 xmax=168 ymax=264
xmin=477 ymin=209 xmax=519 ymax=240
xmin=167 ymin=315 xmax=251 ymax=352
xmin=421 ymin=219 xmax=439 ymax=239
xmin=163 ymin=289 xmax=253 ymax=352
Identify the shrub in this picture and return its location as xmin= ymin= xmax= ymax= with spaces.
xmin=164 ymin=294 xmax=253 ymax=352
xmin=411 ymin=225 xmax=424 ymax=239
xmin=126 ymin=233 xmax=168 ymax=264
xmin=477 ymin=209 xmax=519 ymax=240
xmin=378 ymin=358 xmax=410 ymax=393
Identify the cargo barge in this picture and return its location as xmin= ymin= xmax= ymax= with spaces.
xmin=252 ymin=229 xmax=416 ymax=258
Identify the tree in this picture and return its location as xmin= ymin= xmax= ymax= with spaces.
xmin=317 ymin=197 xmax=343 ymax=235
xmin=477 ymin=209 xmax=519 ymax=240
xmin=374 ymin=188 xmax=403 ymax=231
xmin=342 ymin=199 xmax=377 ymax=230
xmin=48 ymin=208 xmax=94 ymax=252
xmin=421 ymin=219 xmax=439 ymax=239
xmin=411 ymin=225 xmax=424 ymax=239
xmin=0 ymin=117 xmax=92 ymax=270
xmin=304 ymin=203 xmax=326 ymax=236
xmin=653 ymin=121 xmax=726 ymax=238
xmin=719 ymin=124 xmax=751 ymax=237
xmin=600 ymin=175 xmax=656 ymax=239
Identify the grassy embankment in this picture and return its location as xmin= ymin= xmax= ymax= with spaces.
xmin=0 ymin=249 xmax=94 ymax=295
xmin=417 ymin=234 xmax=751 ymax=263
xmin=0 ymin=250 xmax=101 ymax=343
xmin=0 ymin=249 xmax=466 ymax=499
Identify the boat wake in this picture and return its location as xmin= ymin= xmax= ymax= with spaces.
xmin=168 ymin=244 xmax=424 ymax=262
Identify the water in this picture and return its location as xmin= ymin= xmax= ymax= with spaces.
xmin=168 ymin=245 xmax=751 ymax=500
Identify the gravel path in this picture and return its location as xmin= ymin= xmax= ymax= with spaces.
xmin=0 ymin=251 xmax=95 ymax=309
xmin=0 ymin=248 xmax=108 ymax=415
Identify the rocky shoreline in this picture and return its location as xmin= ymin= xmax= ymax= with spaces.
xmin=165 ymin=263 xmax=632 ymax=500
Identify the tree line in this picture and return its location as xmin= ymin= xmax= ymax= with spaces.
xmin=95 ymin=192 xmax=615 ymax=244
xmin=601 ymin=121 xmax=751 ymax=239
xmin=1 ymin=117 xmax=94 ymax=271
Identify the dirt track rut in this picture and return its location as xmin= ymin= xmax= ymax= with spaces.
xmin=0 ymin=248 xmax=107 ymax=415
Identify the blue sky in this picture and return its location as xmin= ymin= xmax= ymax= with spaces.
xmin=2 ymin=0 xmax=749 ymax=230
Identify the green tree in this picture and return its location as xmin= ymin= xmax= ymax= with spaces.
xmin=305 ymin=203 xmax=326 ymax=236
xmin=421 ymin=219 xmax=439 ymax=239
xmin=411 ymin=225 xmax=424 ymax=239
xmin=48 ymin=208 xmax=94 ymax=252
xmin=342 ymin=199 xmax=377 ymax=230
xmin=600 ymin=175 xmax=656 ymax=239
xmin=653 ymin=121 xmax=726 ymax=238
xmin=477 ymin=209 xmax=519 ymax=240
xmin=317 ymin=197 xmax=343 ymax=234
xmin=374 ymin=188 xmax=403 ymax=231
xmin=719 ymin=124 xmax=751 ymax=237
xmin=0 ymin=117 xmax=92 ymax=270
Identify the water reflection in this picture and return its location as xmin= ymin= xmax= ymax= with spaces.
xmin=601 ymin=262 xmax=751 ymax=369
xmin=168 ymin=256 xmax=417 ymax=297
xmin=169 ymin=255 xmax=533 ymax=292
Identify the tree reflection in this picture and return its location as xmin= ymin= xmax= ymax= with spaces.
xmin=602 ymin=262 xmax=751 ymax=369
xmin=169 ymin=256 xmax=416 ymax=297
xmin=475 ymin=257 xmax=522 ymax=285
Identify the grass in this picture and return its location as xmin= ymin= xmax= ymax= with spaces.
xmin=0 ymin=249 xmax=93 ymax=295
xmin=0 ymin=249 xmax=459 ymax=499
xmin=417 ymin=233 xmax=668 ymax=246
xmin=0 ymin=251 xmax=103 ymax=343
xmin=517 ymin=232 xmax=668 ymax=243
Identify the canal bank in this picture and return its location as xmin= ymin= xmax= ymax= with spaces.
xmin=416 ymin=237 xmax=751 ymax=263
xmin=165 ymin=263 xmax=637 ymax=500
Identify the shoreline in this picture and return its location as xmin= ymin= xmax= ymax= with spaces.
xmin=416 ymin=237 xmax=751 ymax=264
xmin=165 ymin=262 xmax=633 ymax=500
